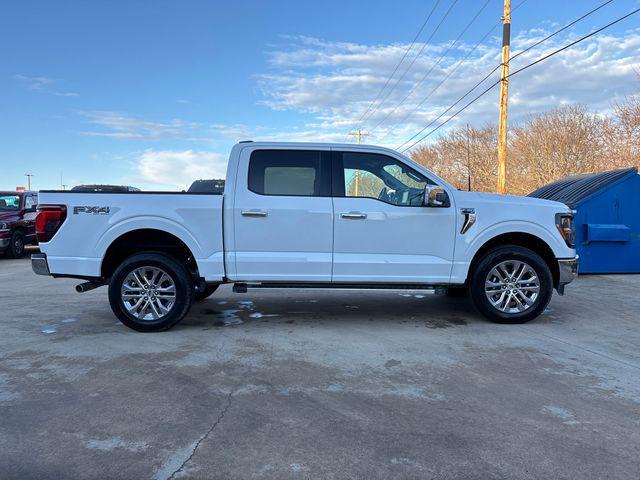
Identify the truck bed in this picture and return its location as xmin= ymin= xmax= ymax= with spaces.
xmin=37 ymin=191 xmax=225 ymax=281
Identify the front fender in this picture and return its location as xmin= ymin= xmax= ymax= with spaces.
xmin=464 ymin=220 xmax=570 ymax=260
xmin=450 ymin=220 xmax=574 ymax=284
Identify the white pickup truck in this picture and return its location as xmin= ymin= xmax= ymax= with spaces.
xmin=32 ymin=142 xmax=578 ymax=331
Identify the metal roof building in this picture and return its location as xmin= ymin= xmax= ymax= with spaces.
xmin=529 ymin=168 xmax=640 ymax=274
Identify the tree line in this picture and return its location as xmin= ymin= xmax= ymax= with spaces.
xmin=410 ymin=95 xmax=640 ymax=195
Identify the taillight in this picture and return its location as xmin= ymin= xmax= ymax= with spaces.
xmin=36 ymin=205 xmax=67 ymax=243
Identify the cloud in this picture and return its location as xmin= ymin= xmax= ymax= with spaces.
xmin=79 ymin=111 xmax=256 ymax=145
xmin=79 ymin=111 xmax=209 ymax=141
xmin=14 ymin=74 xmax=79 ymax=97
xmin=135 ymin=149 xmax=228 ymax=189
xmin=257 ymin=27 xmax=640 ymax=149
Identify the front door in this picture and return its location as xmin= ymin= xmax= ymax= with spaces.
xmin=232 ymin=147 xmax=334 ymax=282
xmin=332 ymin=150 xmax=456 ymax=284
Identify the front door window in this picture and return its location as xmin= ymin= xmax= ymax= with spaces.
xmin=339 ymin=152 xmax=434 ymax=206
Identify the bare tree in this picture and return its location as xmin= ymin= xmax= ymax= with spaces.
xmin=411 ymin=124 xmax=498 ymax=192
xmin=509 ymin=105 xmax=610 ymax=194
xmin=409 ymin=101 xmax=639 ymax=195
xmin=612 ymin=94 xmax=640 ymax=167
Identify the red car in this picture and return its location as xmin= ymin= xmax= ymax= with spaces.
xmin=0 ymin=191 xmax=39 ymax=258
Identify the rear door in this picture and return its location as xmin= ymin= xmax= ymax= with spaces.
xmin=232 ymin=147 xmax=334 ymax=281
xmin=331 ymin=150 xmax=456 ymax=284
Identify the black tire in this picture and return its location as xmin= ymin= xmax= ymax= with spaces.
xmin=194 ymin=284 xmax=219 ymax=302
xmin=446 ymin=285 xmax=468 ymax=297
xmin=7 ymin=231 xmax=25 ymax=258
xmin=108 ymin=252 xmax=194 ymax=332
xmin=469 ymin=245 xmax=553 ymax=324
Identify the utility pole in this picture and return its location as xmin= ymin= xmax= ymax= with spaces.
xmin=347 ymin=129 xmax=369 ymax=196
xmin=466 ymin=123 xmax=472 ymax=192
xmin=496 ymin=0 xmax=511 ymax=194
xmin=348 ymin=128 xmax=369 ymax=145
xmin=25 ymin=173 xmax=34 ymax=191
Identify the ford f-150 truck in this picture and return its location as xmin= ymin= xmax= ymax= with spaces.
xmin=32 ymin=142 xmax=578 ymax=331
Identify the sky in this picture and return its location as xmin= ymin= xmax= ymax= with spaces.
xmin=1 ymin=0 xmax=639 ymax=191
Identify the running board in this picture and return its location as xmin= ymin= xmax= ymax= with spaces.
xmin=232 ymin=282 xmax=449 ymax=294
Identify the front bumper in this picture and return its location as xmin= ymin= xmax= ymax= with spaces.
xmin=0 ymin=238 xmax=9 ymax=251
xmin=556 ymin=256 xmax=579 ymax=295
xmin=31 ymin=253 xmax=51 ymax=276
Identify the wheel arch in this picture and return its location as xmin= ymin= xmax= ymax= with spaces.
xmin=100 ymin=228 xmax=199 ymax=280
xmin=467 ymin=232 xmax=559 ymax=287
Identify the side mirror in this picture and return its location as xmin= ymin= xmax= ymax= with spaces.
xmin=424 ymin=186 xmax=449 ymax=207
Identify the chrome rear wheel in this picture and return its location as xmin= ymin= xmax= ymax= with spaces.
xmin=121 ymin=266 xmax=177 ymax=321
xmin=109 ymin=252 xmax=195 ymax=332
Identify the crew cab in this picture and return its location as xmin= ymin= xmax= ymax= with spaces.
xmin=32 ymin=142 xmax=578 ymax=331
xmin=0 ymin=191 xmax=39 ymax=258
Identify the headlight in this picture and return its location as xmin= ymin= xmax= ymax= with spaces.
xmin=555 ymin=213 xmax=575 ymax=248
xmin=0 ymin=223 xmax=8 ymax=231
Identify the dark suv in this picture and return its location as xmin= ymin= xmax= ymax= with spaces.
xmin=0 ymin=191 xmax=38 ymax=258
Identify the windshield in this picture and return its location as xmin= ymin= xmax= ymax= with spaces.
xmin=0 ymin=195 xmax=20 ymax=211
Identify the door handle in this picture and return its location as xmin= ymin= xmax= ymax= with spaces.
xmin=341 ymin=212 xmax=367 ymax=219
xmin=241 ymin=210 xmax=268 ymax=217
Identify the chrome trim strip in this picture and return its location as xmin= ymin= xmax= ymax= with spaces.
xmin=341 ymin=212 xmax=367 ymax=219
xmin=241 ymin=210 xmax=268 ymax=217
xmin=460 ymin=208 xmax=476 ymax=234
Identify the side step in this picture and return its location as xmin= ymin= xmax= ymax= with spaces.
xmin=232 ymin=282 xmax=448 ymax=294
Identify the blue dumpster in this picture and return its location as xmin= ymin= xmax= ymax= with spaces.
xmin=529 ymin=168 xmax=640 ymax=274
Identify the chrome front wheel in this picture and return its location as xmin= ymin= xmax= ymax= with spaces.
xmin=485 ymin=260 xmax=540 ymax=314
xmin=470 ymin=245 xmax=553 ymax=324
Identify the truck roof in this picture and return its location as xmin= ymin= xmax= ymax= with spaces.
xmin=236 ymin=140 xmax=397 ymax=153
xmin=233 ymin=141 xmax=404 ymax=156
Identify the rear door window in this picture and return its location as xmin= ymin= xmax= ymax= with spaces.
xmin=248 ymin=150 xmax=331 ymax=196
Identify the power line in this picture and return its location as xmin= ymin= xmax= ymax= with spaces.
xmin=382 ymin=0 xmax=532 ymax=143
xmin=357 ymin=0 xmax=460 ymax=128
xmin=395 ymin=63 xmax=501 ymax=151
xmin=379 ymin=15 xmax=500 ymax=141
xmin=398 ymin=5 xmax=640 ymax=153
xmin=399 ymin=81 xmax=498 ymax=152
xmin=511 ymin=0 xmax=530 ymax=14
xmin=348 ymin=0 xmax=531 ymax=142
xmin=370 ymin=0 xmax=492 ymax=133
xmin=344 ymin=0 xmax=443 ymax=139
xmin=508 ymin=4 xmax=638 ymax=78
xmin=510 ymin=0 xmax=614 ymax=62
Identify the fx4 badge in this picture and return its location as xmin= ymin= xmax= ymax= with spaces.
xmin=73 ymin=206 xmax=111 ymax=215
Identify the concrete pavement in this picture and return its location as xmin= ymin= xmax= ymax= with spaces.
xmin=1 ymin=256 xmax=639 ymax=479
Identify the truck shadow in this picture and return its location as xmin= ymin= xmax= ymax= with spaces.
xmin=181 ymin=291 xmax=478 ymax=331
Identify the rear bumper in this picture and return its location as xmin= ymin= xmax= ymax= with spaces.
xmin=556 ymin=256 xmax=579 ymax=295
xmin=31 ymin=253 xmax=51 ymax=276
